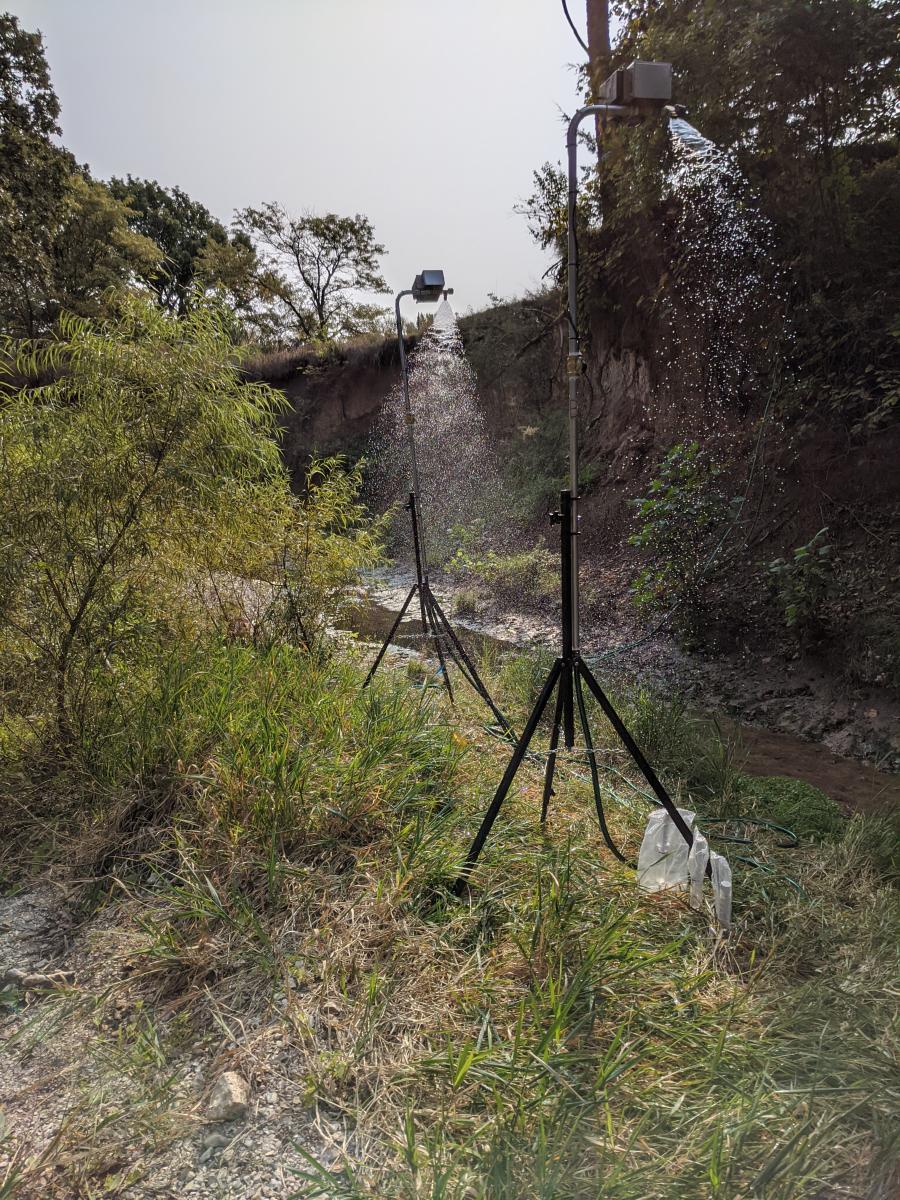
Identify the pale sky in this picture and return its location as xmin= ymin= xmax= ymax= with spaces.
xmin=9 ymin=0 xmax=590 ymax=324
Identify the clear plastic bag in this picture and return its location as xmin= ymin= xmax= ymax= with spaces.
xmin=709 ymin=853 xmax=733 ymax=930
xmin=637 ymin=808 xmax=696 ymax=892
xmin=687 ymin=831 xmax=709 ymax=911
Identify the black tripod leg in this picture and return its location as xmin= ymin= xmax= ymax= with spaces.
xmin=363 ymin=584 xmax=419 ymax=688
xmin=578 ymin=659 xmax=696 ymax=853
xmin=422 ymin=585 xmax=455 ymax=704
xmin=453 ymin=658 xmax=563 ymax=896
xmin=574 ymin=665 xmax=631 ymax=864
xmin=428 ymin=593 xmax=514 ymax=737
xmin=540 ymin=681 xmax=565 ymax=824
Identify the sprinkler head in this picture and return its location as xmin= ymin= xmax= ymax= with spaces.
xmin=598 ymin=60 xmax=673 ymax=112
xmin=411 ymin=270 xmax=446 ymax=303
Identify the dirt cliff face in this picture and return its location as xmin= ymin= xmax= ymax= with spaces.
xmin=258 ymin=306 xmax=899 ymax=566
xmin=460 ymin=300 xmax=900 ymax=557
xmin=244 ymin=337 xmax=412 ymax=484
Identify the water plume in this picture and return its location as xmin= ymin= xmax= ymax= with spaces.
xmin=658 ymin=115 xmax=781 ymax=428
xmin=370 ymin=299 xmax=506 ymax=565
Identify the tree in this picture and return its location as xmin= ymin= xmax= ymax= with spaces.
xmin=48 ymin=174 xmax=162 ymax=321
xmin=0 ymin=13 xmax=73 ymax=336
xmin=585 ymin=0 xmax=611 ymax=99
xmin=234 ymin=204 xmax=388 ymax=343
xmin=0 ymin=298 xmax=288 ymax=740
xmin=107 ymin=176 xmax=229 ymax=315
xmin=195 ymin=230 xmax=282 ymax=346
xmin=610 ymin=0 xmax=900 ymax=425
xmin=0 ymin=17 xmax=161 ymax=336
xmin=0 ymin=11 xmax=58 ymax=139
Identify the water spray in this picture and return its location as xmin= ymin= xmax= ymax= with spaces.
xmin=363 ymin=271 xmax=512 ymax=736
xmin=455 ymin=63 xmax=708 ymax=893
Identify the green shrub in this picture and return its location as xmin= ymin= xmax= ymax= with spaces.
xmin=0 ymin=298 xmax=381 ymax=746
xmin=629 ymin=442 xmax=739 ymax=632
xmin=447 ymin=522 xmax=556 ymax=607
xmin=767 ymin=527 xmax=833 ymax=642
xmin=736 ymin=774 xmax=845 ymax=842
xmin=452 ymin=588 xmax=479 ymax=618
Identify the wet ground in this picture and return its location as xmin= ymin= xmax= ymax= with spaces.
xmin=346 ymin=567 xmax=900 ymax=816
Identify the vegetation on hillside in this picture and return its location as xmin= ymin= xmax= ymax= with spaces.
xmin=528 ymin=0 xmax=900 ymax=430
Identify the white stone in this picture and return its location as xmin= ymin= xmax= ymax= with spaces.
xmin=207 ymin=1071 xmax=250 ymax=1121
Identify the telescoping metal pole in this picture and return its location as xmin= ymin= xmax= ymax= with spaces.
xmin=395 ymin=290 xmax=429 ymax=580
xmin=565 ymin=102 xmax=630 ymax=654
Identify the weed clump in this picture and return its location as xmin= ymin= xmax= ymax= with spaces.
xmin=735 ymin=774 xmax=846 ymax=842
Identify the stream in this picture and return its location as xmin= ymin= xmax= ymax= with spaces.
xmin=344 ymin=573 xmax=900 ymax=817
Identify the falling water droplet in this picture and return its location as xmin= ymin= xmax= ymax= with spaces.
xmin=369 ymin=300 xmax=507 ymax=566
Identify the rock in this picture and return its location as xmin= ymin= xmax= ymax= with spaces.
xmin=207 ymin=1071 xmax=250 ymax=1121
xmin=2 ymin=966 xmax=75 ymax=990
xmin=320 ymin=1000 xmax=343 ymax=1028
xmin=203 ymin=1132 xmax=229 ymax=1150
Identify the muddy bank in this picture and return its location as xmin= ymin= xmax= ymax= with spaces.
xmin=720 ymin=719 xmax=899 ymax=814
xmin=347 ymin=565 xmax=899 ymax=816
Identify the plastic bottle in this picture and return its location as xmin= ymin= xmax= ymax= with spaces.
xmin=709 ymin=853 xmax=733 ymax=930
xmin=687 ymin=831 xmax=709 ymax=911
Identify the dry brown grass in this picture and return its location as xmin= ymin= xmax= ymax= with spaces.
xmin=0 ymin=642 xmax=897 ymax=1198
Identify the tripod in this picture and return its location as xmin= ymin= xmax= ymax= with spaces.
xmin=453 ymin=490 xmax=697 ymax=893
xmin=363 ymin=491 xmax=512 ymax=736
xmin=363 ymin=281 xmax=512 ymax=736
xmin=453 ymin=100 xmax=702 ymax=894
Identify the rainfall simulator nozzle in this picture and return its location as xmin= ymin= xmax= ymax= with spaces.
xmin=411 ymin=270 xmax=446 ymax=302
xmin=598 ymin=60 xmax=673 ymax=110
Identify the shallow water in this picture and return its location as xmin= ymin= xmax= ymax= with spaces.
xmin=344 ymin=587 xmax=898 ymax=816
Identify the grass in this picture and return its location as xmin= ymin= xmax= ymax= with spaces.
xmin=0 ymin=639 xmax=897 ymax=1198
xmin=241 ymin=333 xmax=405 ymax=385
xmin=452 ymin=588 xmax=480 ymax=619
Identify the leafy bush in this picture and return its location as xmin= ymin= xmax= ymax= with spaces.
xmin=447 ymin=522 xmax=556 ymax=607
xmin=629 ymin=442 xmax=739 ymax=629
xmin=451 ymin=588 xmax=479 ymax=618
xmin=767 ymin=527 xmax=833 ymax=642
xmin=0 ymin=298 xmax=381 ymax=745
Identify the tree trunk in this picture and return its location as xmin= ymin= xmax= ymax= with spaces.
xmin=585 ymin=0 xmax=611 ymax=101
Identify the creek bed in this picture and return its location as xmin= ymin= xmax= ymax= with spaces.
xmin=342 ymin=583 xmax=900 ymax=817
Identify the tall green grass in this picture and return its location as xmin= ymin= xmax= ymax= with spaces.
xmin=1 ymin=641 xmax=896 ymax=1199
